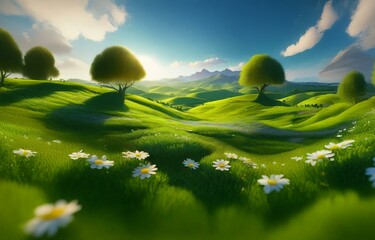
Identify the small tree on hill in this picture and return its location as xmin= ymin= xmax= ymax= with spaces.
xmin=337 ymin=71 xmax=366 ymax=104
xmin=239 ymin=54 xmax=285 ymax=100
xmin=23 ymin=46 xmax=59 ymax=80
xmin=0 ymin=28 xmax=23 ymax=86
xmin=90 ymin=46 xmax=145 ymax=103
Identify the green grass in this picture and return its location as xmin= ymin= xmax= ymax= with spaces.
xmin=1 ymin=78 xmax=375 ymax=240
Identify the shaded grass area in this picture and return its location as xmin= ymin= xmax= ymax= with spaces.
xmin=0 ymin=79 xmax=375 ymax=239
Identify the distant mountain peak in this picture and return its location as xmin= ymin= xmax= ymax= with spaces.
xmin=178 ymin=68 xmax=240 ymax=81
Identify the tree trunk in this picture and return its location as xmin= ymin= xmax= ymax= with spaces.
xmin=117 ymin=84 xmax=127 ymax=104
xmin=0 ymin=70 xmax=5 ymax=87
xmin=256 ymin=83 xmax=269 ymax=100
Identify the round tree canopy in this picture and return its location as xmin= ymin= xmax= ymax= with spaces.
xmin=23 ymin=46 xmax=58 ymax=80
xmin=90 ymin=46 xmax=146 ymax=84
xmin=0 ymin=28 xmax=23 ymax=73
xmin=337 ymin=71 xmax=366 ymax=103
xmin=239 ymin=54 xmax=285 ymax=86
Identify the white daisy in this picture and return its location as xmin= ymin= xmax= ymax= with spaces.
xmin=183 ymin=159 xmax=199 ymax=170
xmin=24 ymin=200 xmax=81 ymax=238
xmin=213 ymin=159 xmax=231 ymax=171
xmin=305 ymin=150 xmax=335 ymax=166
xmin=325 ymin=140 xmax=355 ymax=150
xmin=13 ymin=149 xmax=37 ymax=158
xmin=132 ymin=164 xmax=158 ymax=179
xmin=68 ymin=150 xmax=90 ymax=160
xmin=338 ymin=140 xmax=355 ymax=149
xmin=240 ymin=157 xmax=257 ymax=168
xmin=52 ymin=140 xmax=61 ymax=144
xmin=88 ymin=155 xmax=114 ymax=169
xmin=291 ymin=156 xmax=303 ymax=161
xmin=257 ymin=174 xmax=290 ymax=194
xmin=123 ymin=150 xmax=150 ymax=160
xmin=224 ymin=152 xmax=238 ymax=159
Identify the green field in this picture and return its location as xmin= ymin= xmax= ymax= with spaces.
xmin=1 ymin=78 xmax=375 ymax=240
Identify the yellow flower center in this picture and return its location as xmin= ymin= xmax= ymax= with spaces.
xmin=188 ymin=163 xmax=194 ymax=167
xmin=95 ymin=160 xmax=104 ymax=165
xmin=317 ymin=154 xmax=325 ymax=159
xmin=40 ymin=208 xmax=65 ymax=220
xmin=140 ymin=168 xmax=149 ymax=174
xmin=330 ymin=145 xmax=339 ymax=150
xmin=135 ymin=153 xmax=142 ymax=157
xmin=218 ymin=163 xmax=226 ymax=168
xmin=267 ymin=179 xmax=277 ymax=185
xmin=23 ymin=151 xmax=29 ymax=156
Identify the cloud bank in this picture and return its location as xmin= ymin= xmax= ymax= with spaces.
xmin=189 ymin=57 xmax=225 ymax=68
xmin=346 ymin=0 xmax=375 ymax=50
xmin=281 ymin=1 xmax=338 ymax=57
xmin=0 ymin=0 xmax=127 ymax=42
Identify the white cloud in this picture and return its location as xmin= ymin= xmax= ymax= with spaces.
xmin=0 ymin=0 xmax=127 ymax=42
xmin=281 ymin=0 xmax=338 ymax=57
xmin=169 ymin=60 xmax=183 ymax=68
xmin=189 ymin=57 xmax=225 ymax=68
xmin=228 ymin=62 xmax=244 ymax=71
xmin=56 ymin=58 xmax=90 ymax=80
xmin=0 ymin=0 xmax=25 ymax=15
xmin=346 ymin=0 xmax=375 ymax=50
xmin=18 ymin=24 xmax=72 ymax=54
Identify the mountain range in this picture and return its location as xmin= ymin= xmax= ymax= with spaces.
xmin=177 ymin=68 xmax=240 ymax=81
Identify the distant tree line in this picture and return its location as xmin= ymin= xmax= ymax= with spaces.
xmin=0 ymin=28 xmax=59 ymax=86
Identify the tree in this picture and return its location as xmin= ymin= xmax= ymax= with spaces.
xmin=372 ymin=63 xmax=375 ymax=86
xmin=0 ymin=28 xmax=23 ymax=86
xmin=239 ymin=54 xmax=285 ymax=99
xmin=337 ymin=71 xmax=366 ymax=104
xmin=90 ymin=46 xmax=145 ymax=103
xmin=23 ymin=46 xmax=59 ymax=80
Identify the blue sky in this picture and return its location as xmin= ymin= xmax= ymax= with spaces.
xmin=0 ymin=0 xmax=374 ymax=81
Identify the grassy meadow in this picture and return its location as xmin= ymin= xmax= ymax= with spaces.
xmin=0 ymin=78 xmax=375 ymax=240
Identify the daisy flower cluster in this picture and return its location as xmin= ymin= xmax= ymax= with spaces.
xmin=122 ymin=150 xmax=158 ymax=179
xmin=291 ymin=139 xmax=355 ymax=166
xmin=68 ymin=150 xmax=115 ymax=169
xmin=224 ymin=152 xmax=258 ymax=169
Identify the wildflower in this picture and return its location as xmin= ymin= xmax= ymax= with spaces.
xmin=257 ymin=174 xmax=290 ymax=194
xmin=68 ymin=150 xmax=90 ymax=160
xmin=305 ymin=150 xmax=335 ymax=166
xmin=224 ymin=152 xmax=238 ymax=159
xmin=133 ymin=164 xmax=158 ymax=179
xmin=261 ymin=164 xmax=266 ymax=168
xmin=291 ymin=156 xmax=303 ymax=161
xmin=13 ymin=149 xmax=37 ymax=158
xmin=239 ymin=156 xmax=249 ymax=162
xmin=52 ymin=140 xmax=61 ymax=144
xmin=88 ymin=155 xmax=114 ymax=169
xmin=183 ymin=159 xmax=199 ymax=170
xmin=24 ymin=200 xmax=81 ymax=237
xmin=325 ymin=140 xmax=355 ymax=150
xmin=213 ymin=159 xmax=231 ymax=171
xmin=123 ymin=150 xmax=150 ymax=160
xmin=240 ymin=157 xmax=258 ymax=168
